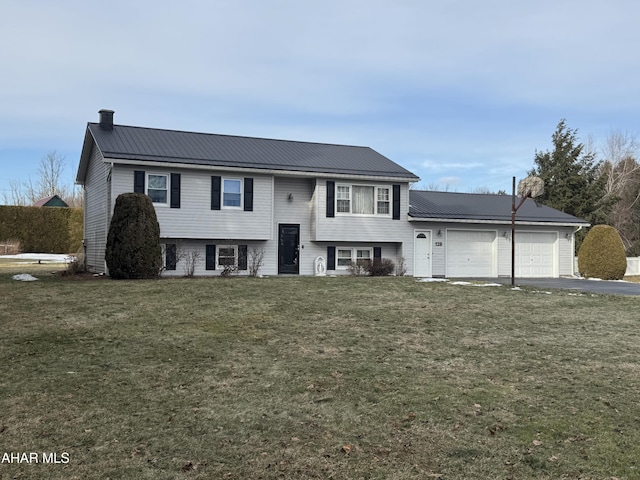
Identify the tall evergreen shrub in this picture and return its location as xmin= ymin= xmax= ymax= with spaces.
xmin=577 ymin=225 xmax=627 ymax=280
xmin=105 ymin=193 xmax=162 ymax=279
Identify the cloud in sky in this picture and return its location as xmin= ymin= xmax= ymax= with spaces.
xmin=1 ymin=0 xmax=640 ymax=197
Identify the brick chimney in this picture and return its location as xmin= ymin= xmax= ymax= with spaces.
xmin=99 ymin=109 xmax=114 ymax=131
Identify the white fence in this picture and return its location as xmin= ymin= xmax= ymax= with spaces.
xmin=575 ymin=257 xmax=640 ymax=276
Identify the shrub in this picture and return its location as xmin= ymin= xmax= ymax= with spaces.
xmin=347 ymin=260 xmax=369 ymax=276
xmin=367 ymin=258 xmax=395 ymax=276
xmin=248 ymin=247 xmax=265 ymax=277
xmin=105 ymin=193 xmax=162 ymax=279
xmin=577 ymin=225 xmax=627 ymax=280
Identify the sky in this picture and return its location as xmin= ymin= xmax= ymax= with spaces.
xmin=2 ymin=0 xmax=640 ymax=201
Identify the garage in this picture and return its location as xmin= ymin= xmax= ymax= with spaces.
xmin=446 ymin=230 xmax=497 ymax=277
xmin=515 ymin=232 xmax=557 ymax=277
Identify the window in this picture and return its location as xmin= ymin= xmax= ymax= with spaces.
xmin=353 ymin=186 xmax=375 ymax=214
xmin=356 ymin=249 xmax=372 ymax=267
xmin=223 ymin=179 xmax=242 ymax=207
xmin=336 ymin=247 xmax=373 ymax=269
xmin=335 ymin=184 xmax=391 ymax=216
xmin=336 ymin=186 xmax=350 ymax=213
xmin=217 ymin=245 xmax=238 ymax=268
xmin=337 ymin=249 xmax=353 ymax=267
xmin=377 ymin=188 xmax=390 ymax=215
xmin=147 ymin=174 xmax=168 ymax=204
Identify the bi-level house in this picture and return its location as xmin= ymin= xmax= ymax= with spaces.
xmin=76 ymin=110 xmax=420 ymax=276
xmin=77 ymin=110 xmax=589 ymax=278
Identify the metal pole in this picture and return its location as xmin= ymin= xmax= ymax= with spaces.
xmin=511 ymin=176 xmax=516 ymax=287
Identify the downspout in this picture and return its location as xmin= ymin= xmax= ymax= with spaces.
xmin=572 ymin=225 xmax=583 ymax=277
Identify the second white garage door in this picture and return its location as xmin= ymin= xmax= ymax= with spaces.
xmin=446 ymin=230 xmax=497 ymax=277
xmin=515 ymin=232 xmax=557 ymax=277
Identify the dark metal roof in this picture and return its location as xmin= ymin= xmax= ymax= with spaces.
xmin=409 ymin=190 xmax=589 ymax=225
xmin=80 ymin=123 xmax=419 ymax=181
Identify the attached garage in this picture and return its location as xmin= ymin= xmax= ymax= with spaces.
xmin=515 ymin=232 xmax=557 ymax=277
xmin=408 ymin=190 xmax=590 ymax=278
xmin=446 ymin=230 xmax=497 ymax=277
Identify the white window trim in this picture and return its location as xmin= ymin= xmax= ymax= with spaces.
xmin=147 ymin=173 xmax=169 ymax=206
xmin=335 ymin=184 xmax=392 ymax=217
xmin=217 ymin=245 xmax=238 ymax=269
xmin=336 ymin=247 xmax=373 ymax=269
xmin=222 ymin=177 xmax=243 ymax=209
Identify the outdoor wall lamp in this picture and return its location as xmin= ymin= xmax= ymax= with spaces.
xmin=437 ymin=229 xmax=442 ymax=237
xmin=288 ymin=193 xmax=294 ymax=201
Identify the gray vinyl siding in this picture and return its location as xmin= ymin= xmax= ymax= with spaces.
xmin=272 ymin=176 xmax=318 ymax=275
xmin=314 ymin=180 xmax=412 ymax=243
xmin=83 ymin=146 xmax=110 ymax=273
xmin=325 ymin=243 xmax=403 ymax=275
xmin=161 ymin=239 xmax=268 ymax=277
xmin=110 ymin=164 xmax=273 ymax=240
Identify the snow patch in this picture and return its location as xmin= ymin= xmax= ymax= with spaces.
xmin=450 ymin=281 xmax=502 ymax=288
xmin=12 ymin=274 xmax=38 ymax=281
xmin=417 ymin=278 xmax=448 ymax=283
xmin=0 ymin=253 xmax=74 ymax=263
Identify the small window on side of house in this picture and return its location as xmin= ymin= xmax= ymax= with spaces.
xmin=223 ymin=179 xmax=242 ymax=207
xmin=147 ymin=174 xmax=168 ymax=204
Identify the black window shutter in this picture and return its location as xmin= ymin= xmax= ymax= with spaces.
xmin=392 ymin=184 xmax=401 ymax=220
xmin=238 ymin=245 xmax=248 ymax=270
xmin=327 ymin=246 xmax=335 ymax=270
xmin=170 ymin=173 xmax=181 ymax=208
xmin=166 ymin=244 xmax=177 ymax=270
xmin=244 ymin=178 xmax=253 ymax=211
xmin=134 ymin=170 xmax=145 ymax=193
xmin=326 ymin=181 xmax=335 ymax=218
xmin=205 ymin=245 xmax=216 ymax=270
xmin=211 ymin=176 xmax=221 ymax=210
xmin=373 ymin=247 xmax=382 ymax=260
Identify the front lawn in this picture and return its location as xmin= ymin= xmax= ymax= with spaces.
xmin=1 ymin=274 xmax=639 ymax=479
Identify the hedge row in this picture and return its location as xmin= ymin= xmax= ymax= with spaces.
xmin=0 ymin=206 xmax=83 ymax=254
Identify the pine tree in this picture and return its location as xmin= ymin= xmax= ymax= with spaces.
xmin=529 ymin=120 xmax=611 ymax=227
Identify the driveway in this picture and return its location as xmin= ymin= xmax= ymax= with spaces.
xmin=473 ymin=277 xmax=640 ymax=296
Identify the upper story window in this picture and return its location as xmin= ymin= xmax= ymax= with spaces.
xmin=223 ymin=179 xmax=242 ymax=207
xmin=336 ymin=184 xmax=391 ymax=216
xmin=377 ymin=188 xmax=390 ymax=214
xmin=148 ymin=174 xmax=168 ymax=204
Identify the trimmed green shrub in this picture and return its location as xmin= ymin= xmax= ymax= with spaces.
xmin=577 ymin=225 xmax=627 ymax=280
xmin=105 ymin=193 xmax=162 ymax=279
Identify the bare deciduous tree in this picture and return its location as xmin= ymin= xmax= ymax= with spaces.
xmin=600 ymin=130 xmax=640 ymax=254
xmin=1 ymin=151 xmax=83 ymax=207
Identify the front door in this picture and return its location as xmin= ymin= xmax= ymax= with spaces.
xmin=414 ymin=231 xmax=432 ymax=277
xmin=278 ymin=224 xmax=300 ymax=274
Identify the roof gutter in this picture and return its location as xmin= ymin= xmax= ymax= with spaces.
xmin=408 ymin=216 xmax=590 ymax=227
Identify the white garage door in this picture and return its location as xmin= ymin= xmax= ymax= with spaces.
xmin=447 ymin=230 xmax=497 ymax=277
xmin=515 ymin=232 xmax=557 ymax=277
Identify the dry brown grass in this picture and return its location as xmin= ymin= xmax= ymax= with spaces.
xmin=1 ymin=275 xmax=639 ymax=479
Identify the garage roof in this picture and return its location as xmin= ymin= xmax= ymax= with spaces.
xmin=409 ymin=190 xmax=590 ymax=225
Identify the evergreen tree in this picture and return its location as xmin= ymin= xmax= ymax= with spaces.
xmin=529 ymin=120 xmax=611 ymax=226
xmin=105 ymin=193 xmax=162 ymax=279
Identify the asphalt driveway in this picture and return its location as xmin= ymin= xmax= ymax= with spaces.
xmin=474 ymin=277 xmax=640 ymax=296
